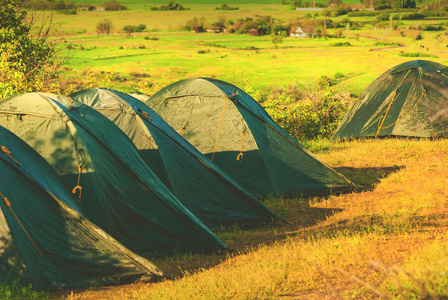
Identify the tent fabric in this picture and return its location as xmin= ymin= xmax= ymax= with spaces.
xmin=0 ymin=125 xmax=162 ymax=291
xmin=333 ymin=60 xmax=448 ymax=140
xmin=0 ymin=93 xmax=226 ymax=254
xmin=69 ymin=88 xmax=280 ymax=227
xmin=145 ymin=78 xmax=355 ymax=197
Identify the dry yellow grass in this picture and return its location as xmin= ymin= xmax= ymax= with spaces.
xmin=57 ymin=138 xmax=448 ymax=300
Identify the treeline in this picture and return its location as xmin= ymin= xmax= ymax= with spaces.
xmin=21 ymin=0 xmax=127 ymax=11
xmin=150 ymin=1 xmax=189 ymax=10
xmin=182 ymin=15 xmax=366 ymax=37
xmin=216 ymin=4 xmax=238 ymax=10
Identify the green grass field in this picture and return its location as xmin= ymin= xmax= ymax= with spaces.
xmin=44 ymin=1 xmax=448 ymax=95
xmin=59 ymin=28 xmax=448 ymax=94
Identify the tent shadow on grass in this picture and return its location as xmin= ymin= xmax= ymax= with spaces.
xmin=51 ymin=164 xmax=405 ymax=296
xmin=334 ymin=165 xmax=405 ymax=191
xmin=145 ymin=166 xmax=404 ymax=280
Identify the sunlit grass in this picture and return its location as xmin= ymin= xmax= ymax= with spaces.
xmin=56 ymin=138 xmax=448 ymax=299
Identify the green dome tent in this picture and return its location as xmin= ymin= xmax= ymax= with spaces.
xmin=333 ymin=60 xmax=448 ymax=140
xmin=0 ymin=125 xmax=162 ymax=290
xmin=69 ymin=88 xmax=280 ymax=227
xmin=0 ymin=93 xmax=226 ymax=254
xmin=146 ymin=78 xmax=354 ymax=197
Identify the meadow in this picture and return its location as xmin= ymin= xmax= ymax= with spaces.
xmin=50 ymin=1 xmax=448 ymax=94
xmin=6 ymin=1 xmax=448 ymax=299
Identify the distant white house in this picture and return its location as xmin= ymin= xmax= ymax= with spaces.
xmin=289 ymin=27 xmax=314 ymax=38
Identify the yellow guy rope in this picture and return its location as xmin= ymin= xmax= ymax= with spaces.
xmin=375 ymin=89 xmax=426 ymax=138
xmin=179 ymin=122 xmax=189 ymax=135
xmin=380 ymin=91 xmax=425 ymax=131
xmin=1 ymin=145 xmax=22 ymax=167
xmin=72 ymin=164 xmax=83 ymax=201
xmin=375 ymin=91 xmax=398 ymax=138
xmin=0 ymin=189 xmax=43 ymax=256
xmin=211 ymin=91 xmax=239 ymax=162
xmin=440 ymin=72 xmax=448 ymax=80
xmin=236 ymin=127 xmax=247 ymax=161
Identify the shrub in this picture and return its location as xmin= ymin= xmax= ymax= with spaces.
xmin=374 ymin=41 xmax=400 ymax=46
xmin=0 ymin=0 xmax=69 ymax=98
xmin=330 ymin=42 xmax=351 ymax=47
xmin=399 ymin=52 xmax=438 ymax=58
xmin=376 ymin=12 xmax=390 ymax=21
xmin=151 ymin=1 xmax=189 ymax=10
xmin=260 ymin=76 xmax=354 ymax=140
xmin=0 ymin=280 xmax=47 ymax=299
xmin=216 ymin=4 xmax=238 ymax=10
xmin=401 ymin=12 xmax=426 ymax=19
xmin=375 ymin=4 xmax=391 ymax=10
xmin=103 ymin=0 xmax=127 ymax=11
xmin=347 ymin=11 xmax=378 ymax=17
xmin=423 ymin=24 xmax=444 ymax=31
xmin=96 ymin=19 xmax=113 ymax=35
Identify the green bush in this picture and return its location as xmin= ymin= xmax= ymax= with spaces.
xmin=261 ymin=77 xmax=354 ymax=140
xmin=151 ymin=0 xmax=189 ymax=10
xmin=401 ymin=12 xmax=426 ymax=19
xmin=399 ymin=52 xmax=438 ymax=58
xmin=216 ymin=4 xmax=238 ymax=10
xmin=0 ymin=0 xmax=65 ymax=98
xmin=423 ymin=24 xmax=444 ymax=31
xmin=329 ymin=42 xmax=351 ymax=47
xmin=0 ymin=280 xmax=47 ymax=300
xmin=103 ymin=0 xmax=127 ymax=11
xmin=374 ymin=41 xmax=400 ymax=46
xmin=347 ymin=11 xmax=378 ymax=17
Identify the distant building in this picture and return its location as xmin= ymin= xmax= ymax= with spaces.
xmin=289 ymin=27 xmax=314 ymax=38
xmin=249 ymin=28 xmax=265 ymax=36
xmin=78 ymin=6 xmax=96 ymax=11
xmin=194 ymin=26 xmax=204 ymax=33
xmin=348 ymin=3 xmax=367 ymax=10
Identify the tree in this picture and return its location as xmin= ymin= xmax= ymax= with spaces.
xmin=291 ymin=0 xmax=302 ymax=8
xmin=0 ymin=0 xmax=65 ymax=98
xmin=271 ymin=34 xmax=283 ymax=49
xmin=322 ymin=9 xmax=331 ymax=17
xmin=122 ymin=25 xmax=135 ymax=36
xmin=96 ymin=19 xmax=113 ymax=35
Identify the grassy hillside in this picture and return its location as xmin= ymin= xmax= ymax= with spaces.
xmin=53 ymin=137 xmax=448 ymax=299
xmin=58 ymin=28 xmax=448 ymax=94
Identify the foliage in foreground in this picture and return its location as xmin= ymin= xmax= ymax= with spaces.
xmin=0 ymin=0 xmax=62 ymax=98
xmin=0 ymin=280 xmax=47 ymax=300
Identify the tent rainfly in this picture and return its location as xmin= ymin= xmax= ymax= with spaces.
xmin=333 ymin=60 xmax=448 ymax=140
xmin=0 ymin=93 xmax=226 ymax=254
xmin=69 ymin=88 xmax=280 ymax=227
xmin=145 ymin=78 xmax=355 ymax=197
xmin=0 ymin=125 xmax=162 ymax=290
